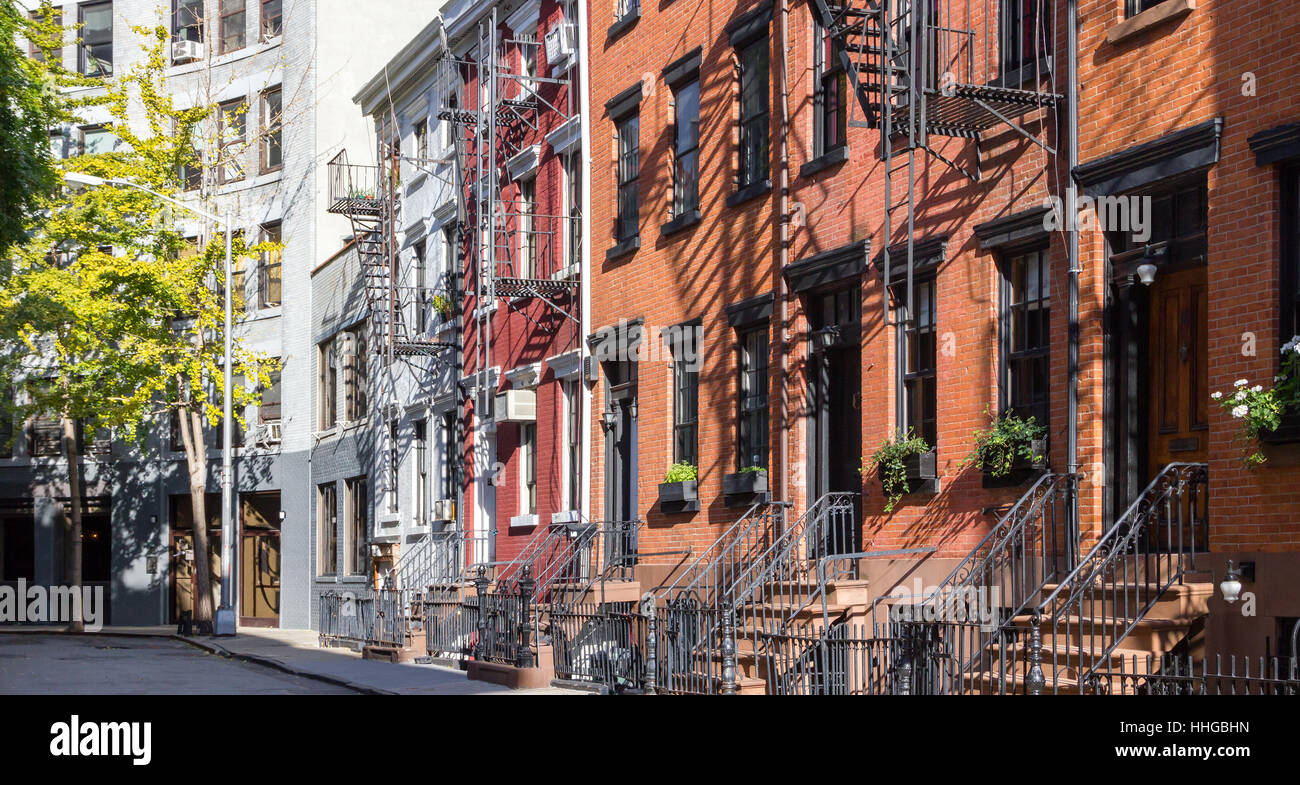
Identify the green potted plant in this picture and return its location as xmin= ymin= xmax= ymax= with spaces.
xmin=962 ymin=410 xmax=1047 ymax=487
xmin=658 ymin=461 xmax=699 ymax=513
xmin=867 ymin=429 xmax=935 ymax=514
xmin=1222 ymin=336 xmax=1300 ymax=460
xmin=431 ymin=293 xmax=454 ymax=322
xmin=722 ymin=462 xmax=759 ymax=499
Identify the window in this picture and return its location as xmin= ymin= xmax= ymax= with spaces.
xmin=413 ymin=419 xmax=428 ymax=525
xmin=260 ymin=86 xmax=282 ymax=173
xmin=28 ymin=415 xmax=62 ymax=457
xmin=563 ymin=379 xmax=580 ymax=510
xmin=737 ymin=38 xmax=769 ymax=189
xmin=520 ymin=36 xmax=537 ymax=96
xmin=564 ymin=150 xmax=581 ymax=267
xmin=1126 ymin=0 xmax=1164 ymax=16
xmin=413 ymin=239 xmax=428 ymax=332
xmin=518 ymin=178 xmax=535 ymax=278
xmin=442 ymin=225 xmax=457 ymax=298
xmin=344 ymin=329 xmax=368 ymax=422
xmin=169 ymin=409 xmax=186 ymax=453
xmin=814 ymin=22 xmax=846 ymax=156
xmin=344 ymin=477 xmax=367 ymax=575
xmin=231 ymin=237 xmax=247 ymax=314
xmin=318 ymin=338 xmax=337 ymax=429
xmin=78 ymin=1 xmax=113 ymax=76
xmin=176 ymin=119 xmax=202 ymax=191
xmin=519 ymin=423 xmax=537 ymax=516
xmin=260 ymin=366 xmax=282 ymax=423
xmin=260 ymin=0 xmax=282 ymax=39
xmin=1281 ymin=166 xmax=1300 ymax=343
xmin=439 ymin=412 xmax=456 ymax=502
xmin=172 ymin=0 xmax=202 ymax=63
xmin=414 ymin=118 xmax=427 ymax=162
xmin=616 ymin=0 xmax=639 ymax=23
xmin=673 ymin=336 xmax=699 ymax=467
xmin=440 ymin=92 xmax=456 ymax=149
xmin=387 ymin=420 xmax=399 ymax=513
xmin=258 ymin=222 xmax=281 ymax=307
xmin=318 ymin=482 xmax=337 ymax=575
xmin=737 ymin=325 xmax=769 ymax=469
xmin=1000 ymin=0 xmax=1050 ymax=82
xmin=219 ymin=0 xmax=246 ymax=54
xmin=899 ymin=277 xmax=938 ymax=446
xmin=217 ymin=99 xmax=246 ymax=184
xmin=80 ymin=125 xmax=116 ymax=156
xmin=29 ymin=8 xmax=62 ymax=64
xmin=616 ymin=114 xmax=639 ymax=242
xmin=672 ymin=79 xmax=700 ymax=217
xmin=1002 ymin=248 xmax=1050 ymax=428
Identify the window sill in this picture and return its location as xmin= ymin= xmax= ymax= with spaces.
xmin=726 ymin=178 xmax=772 ymax=208
xmin=607 ymin=11 xmax=640 ymax=42
xmin=605 ymin=235 xmax=640 ymax=262
xmin=799 ymin=146 xmax=849 ymax=179
xmin=510 ymin=513 xmax=539 ymax=528
xmin=1106 ymin=0 xmax=1195 ymax=46
xmin=661 ymin=208 xmax=701 ymax=237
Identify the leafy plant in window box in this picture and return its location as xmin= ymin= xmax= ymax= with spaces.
xmin=431 ymin=293 xmax=454 ymax=322
xmin=866 ymin=429 xmax=933 ymax=514
xmin=658 ymin=461 xmax=699 ymax=512
xmin=723 ymin=465 xmax=768 ymax=501
xmin=962 ymin=410 xmax=1047 ymax=484
xmin=1213 ymin=337 xmax=1300 ymax=466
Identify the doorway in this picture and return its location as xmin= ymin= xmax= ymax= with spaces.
xmin=604 ymin=359 xmax=638 ymax=524
xmin=169 ymin=493 xmax=222 ymax=625
xmin=239 ymin=492 xmax=281 ymax=627
xmin=807 ymin=288 xmax=862 ymax=554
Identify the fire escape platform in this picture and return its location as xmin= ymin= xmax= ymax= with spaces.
xmin=326 ymin=196 xmax=383 ymax=216
xmin=495 ymin=275 xmax=579 ymax=300
xmin=394 ymin=339 xmax=457 ymax=357
xmin=903 ymin=84 xmax=1060 ymax=139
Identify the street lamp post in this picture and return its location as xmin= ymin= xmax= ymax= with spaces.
xmin=63 ymin=172 xmax=238 ymax=636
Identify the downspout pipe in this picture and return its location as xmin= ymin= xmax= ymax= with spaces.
xmin=778 ymin=0 xmax=791 ymax=504
xmin=578 ymin=0 xmax=593 ymax=523
xmin=1066 ymin=0 xmax=1081 ymax=566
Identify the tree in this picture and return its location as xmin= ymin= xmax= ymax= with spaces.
xmin=0 ymin=1 xmax=67 ymax=267
xmin=0 ymin=21 xmax=278 ymax=629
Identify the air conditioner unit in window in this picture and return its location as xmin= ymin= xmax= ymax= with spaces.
xmin=543 ymin=22 xmax=576 ymax=67
xmin=431 ymin=499 xmax=456 ymax=522
xmin=171 ymin=39 xmax=204 ymax=63
xmin=494 ymin=389 xmax=537 ymax=423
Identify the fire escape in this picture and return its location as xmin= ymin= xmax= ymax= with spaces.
xmin=809 ymin=0 xmax=1059 ymax=423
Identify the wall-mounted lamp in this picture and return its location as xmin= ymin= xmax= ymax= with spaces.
xmin=600 ymin=405 xmax=618 ymax=431
xmin=279 ymin=510 xmax=286 ymax=522
xmin=812 ymin=325 xmax=841 ymax=352
xmin=1220 ymin=559 xmax=1256 ymax=603
xmin=1135 ymin=263 xmax=1158 ymax=286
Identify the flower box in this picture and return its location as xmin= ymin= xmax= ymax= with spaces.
xmin=879 ymin=449 xmax=939 ymax=497
xmin=981 ymin=438 xmax=1048 ymax=488
xmin=722 ymin=470 xmax=768 ymax=507
xmin=658 ymin=480 xmax=699 ymax=514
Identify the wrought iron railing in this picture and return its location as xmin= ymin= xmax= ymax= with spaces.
xmin=424 ymin=593 xmax=475 ymax=662
xmin=760 ymin=623 xmax=950 ymax=696
xmin=472 ymin=581 xmax=536 ymax=667
xmin=1093 ymin=652 xmax=1300 ymax=695
xmin=649 ymin=600 xmax=727 ymax=695
xmin=1033 ymin=463 xmax=1209 ymax=694
xmin=550 ymin=602 xmax=647 ymax=693
xmin=326 ymin=150 xmax=381 ymax=214
xmin=318 ymin=589 xmax=377 ymax=646
xmin=657 ymin=500 xmax=789 ymax=608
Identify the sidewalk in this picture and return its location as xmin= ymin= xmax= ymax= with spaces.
xmin=0 ymin=625 xmax=583 ymax=695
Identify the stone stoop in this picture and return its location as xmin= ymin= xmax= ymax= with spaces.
xmin=466 ymin=643 xmax=556 ymax=689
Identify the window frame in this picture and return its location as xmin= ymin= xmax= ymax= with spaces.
xmin=259 ymin=364 xmax=282 ymax=424
xmin=219 ymin=0 xmax=246 ymax=55
xmin=736 ymin=323 xmax=770 ymax=470
xmin=257 ymin=221 xmax=282 ymax=308
xmin=260 ymin=0 xmax=282 ymax=40
xmin=562 ymin=378 xmax=580 ymax=511
xmin=563 ymin=150 xmax=581 ymax=268
xmin=29 ymin=8 xmax=63 ymax=64
xmin=1281 ymin=165 xmax=1300 ymax=348
xmin=413 ymin=419 xmax=428 ymax=525
xmin=78 ymin=1 xmax=113 ymax=77
xmin=673 ymin=336 xmax=700 ymax=468
xmin=736 ymin=37 xmax=770 ymax=190
xmin=259 ymin=86 xmax=282 ymax=174
xmin=672 ymin=78 xmax=701 ymax=218
xmin=813 ymin=21 xmax=846 ymax=158
xmin=999 ymin=246 xmax=1051 ymax=428
xmin=896 ymin=275 xmax=938 ymax=446
xmin=387 ymin=419 xmax=400 ymax=514
xmin=318 ymin=482 xmax=338 ymax=576
xmin=217 ymin=98 xmax=247 ymax=184
xmin=344 ymin=328 xmax=368 ymax=422
xmin=615 ymin=113 xmax=640 ymax=243
xmin=318 ymin=338 xmax=338 ymax=430
xmin=519 ymin=422 xmax=537 ymax=516
xmin=517 ymin=177 xmax=536 ymax=279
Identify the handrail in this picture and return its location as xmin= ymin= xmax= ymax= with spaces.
xmin=657 ymin=500 xmax=790 ymax=607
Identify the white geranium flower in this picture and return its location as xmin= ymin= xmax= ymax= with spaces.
xmin=1235 ymin=390 xmax=1247 ymax=401
xmin=1234 ymin=379 xmax=1248 ymax=387
xmin=1232 ymin=405 xmax=1249 ymax=419
xmin=1253 ymin=385 xmax=1264 ymax=392
xmin=1211 ymin=391 xmax=1223 ymax=400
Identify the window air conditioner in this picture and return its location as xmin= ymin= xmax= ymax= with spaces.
xmin=172 ymin=39 xmax=204 ymax=63
xmin=544 ymin=23 xmax=576 ymax=67
xmin=431 ymin=499 xmax=456 ymax=522
xmin=494 ymin=389 xmax=537 ymax=423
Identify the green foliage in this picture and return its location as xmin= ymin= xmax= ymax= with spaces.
xmin=1213 ymin=337 xmax=1300 ymax=466
xmin=0 ymin=22 xmax=278 ymax=449
xmin=738 ymin=465 xmax=765 ymax=474
xmin=432 ymin=293 xmax=454 ymax=321
xmin=961 ymin=410 xmax=1047 ymax=478
xmin=663 ymin=461 xmax=698 ymax=484
xmin=866 ymin=429 xmax=931 ymax=514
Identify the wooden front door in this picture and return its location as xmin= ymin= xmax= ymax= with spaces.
xmin=1146 ymin=265 xmax=1209 ymax=472
xmin=239 ymin=492 xmax=281 ymax=627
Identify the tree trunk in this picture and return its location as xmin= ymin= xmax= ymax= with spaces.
xmin=61 ymin=416 xmax=84 ymax=632
xmin=177 ymin=406 xmax=214 ymax=629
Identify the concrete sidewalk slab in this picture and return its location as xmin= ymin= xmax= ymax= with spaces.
xmin=0 ymin=625 xmax=583 ymax=695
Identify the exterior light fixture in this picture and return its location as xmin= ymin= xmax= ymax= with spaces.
xmin=601 ymin=405 xmax=618 ymax=431
xmin=1220 ymin=560 xmax=1254 ymax=603
xmin=812 ymin=325 xmax=841 ymax=352
xmin=1136 ymin=263 xmax=1158 ymax=286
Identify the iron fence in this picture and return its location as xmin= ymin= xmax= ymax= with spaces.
xmin=550 ymin=602 xmax=646 ymax=693
xmin=651 ymin=600 xmax=727 ymax=694
xmin=424 ymin=594 xmax=474 ymax=662
xmin=318 ymin=589 xmax=377 ymax=646
xmin=1092 ymin=653 xmax=1300 ymax=695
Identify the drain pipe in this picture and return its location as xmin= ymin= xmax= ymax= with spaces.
xmin=1066 ymin=0 xmax=1081 ymax=566
xmin=777 ymin=0 xmax=792 ymax=505
xmin=578 ymin=0 xmax=593 ymax=523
